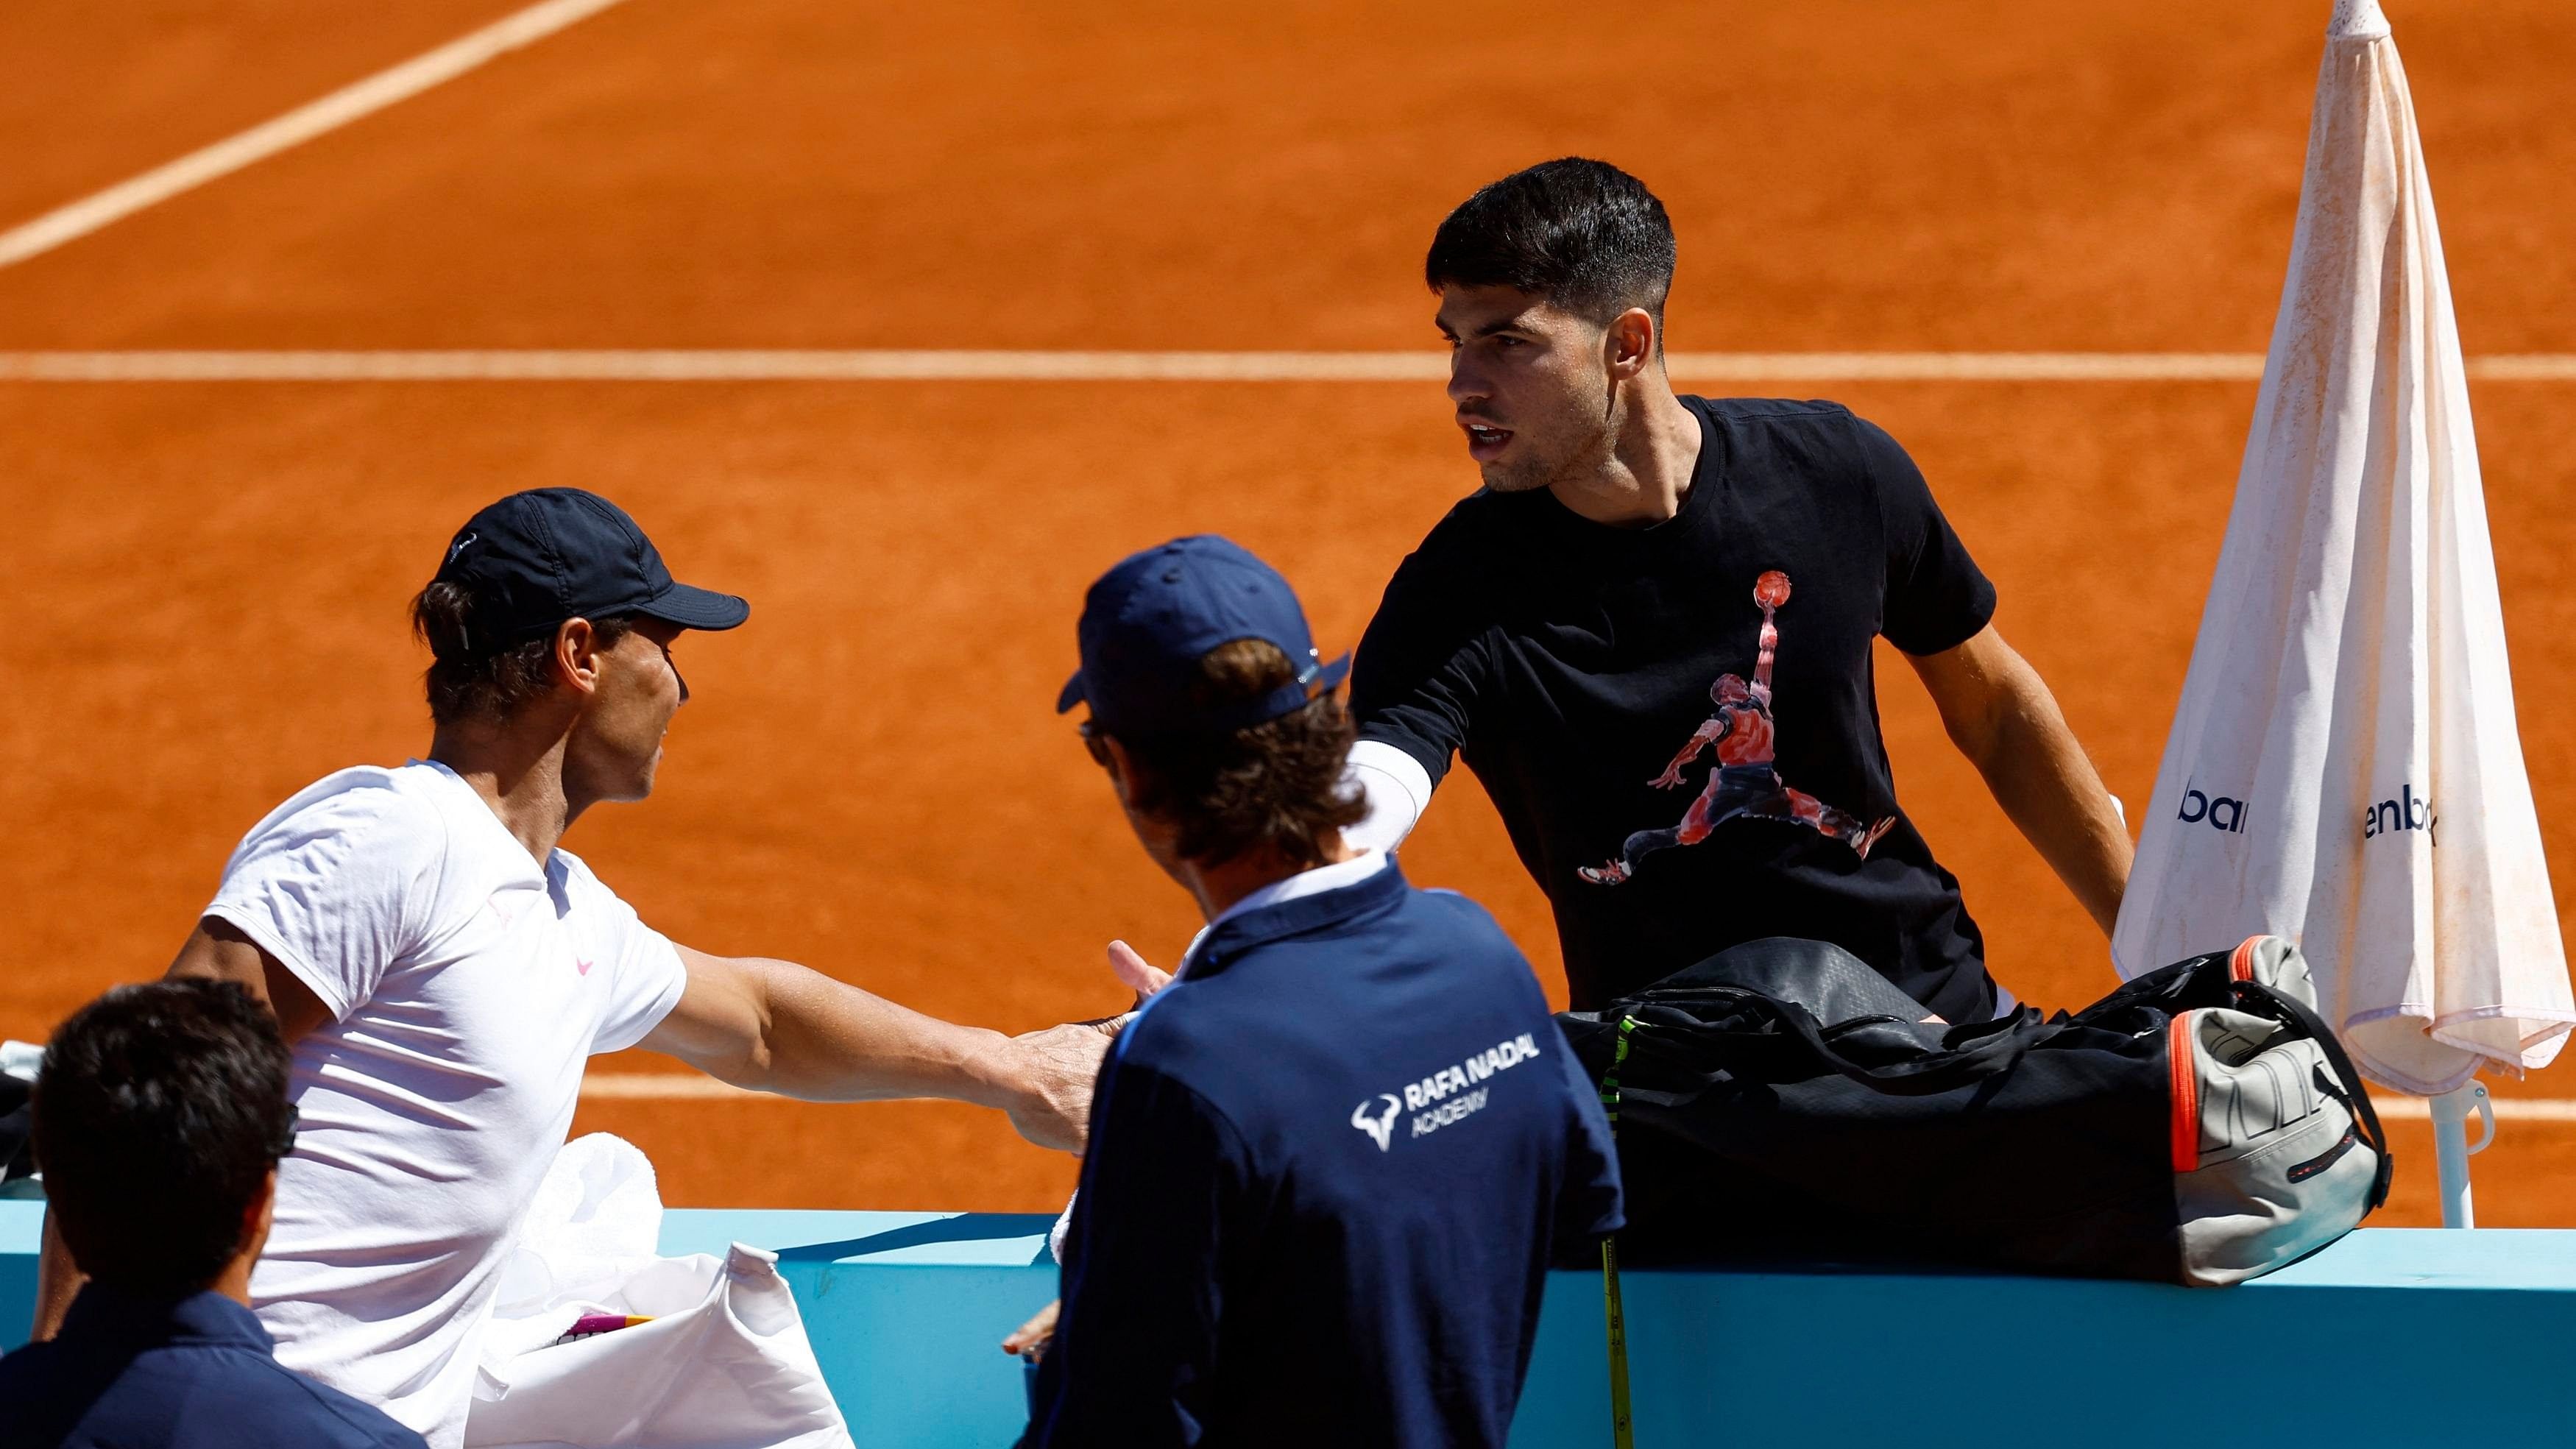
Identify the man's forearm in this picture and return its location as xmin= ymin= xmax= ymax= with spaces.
xmin=695 ymin=956 xmax=1028 ymax=1105
xmin=30 ymin=1209 xmax=83 ymax=1342
xmin=1912 ymin=628 xmax=2133 ymax=940
xmin=1967 ymin=687 xmax=2133 ymax=938
xmin=651 ymin=949 xmax=1108 ymax=1152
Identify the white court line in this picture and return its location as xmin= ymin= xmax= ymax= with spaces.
xmin=3 ymin=349 xmax=2574 ymax=383
xmin=0 ymin=350 xmax=1446 ymax=382
xmin=570 ymin=1072 xmax=2576 ymax=1117
xmin=0 ymin=0 xmax=633 ymax=270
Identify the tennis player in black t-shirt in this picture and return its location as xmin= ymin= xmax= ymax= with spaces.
xmin=1340 ymin=158 xmax=2134 ymax=1026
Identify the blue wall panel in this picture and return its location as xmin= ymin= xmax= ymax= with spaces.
xmin=12 ymin=1204 xmax=2575 ymax=1446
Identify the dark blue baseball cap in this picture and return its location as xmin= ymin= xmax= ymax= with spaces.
xmin=428 ymin=488 xmax=749 ymax=656
xmin=1056 ymin=536 xmax=1350 ymax=737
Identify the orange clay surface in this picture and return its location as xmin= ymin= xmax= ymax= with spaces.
xmin=1 ymin=0 xmax=2572 ymax=1226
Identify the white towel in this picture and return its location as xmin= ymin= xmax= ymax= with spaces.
xmin=2110 ymin=0 xmax=2574 ymax=1095
xmin=465 ymin=1133 xmax=851 ymax=1449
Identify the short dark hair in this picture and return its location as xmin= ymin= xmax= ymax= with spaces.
xmin=1425 ymin=157 xmax=1677 ymax=326
xmin=410 ymin=580 xmax=637 ymax=726
xmin=1111 ymin=639 xmax=1367 ymax=869
xmin=33 ymin=980 xmax=296 ymax=1294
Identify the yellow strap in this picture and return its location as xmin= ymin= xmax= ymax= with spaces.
xmin=1601 ymin=1017 xmax=1637 ymax=1449
xmin=1602 ymin=1235 xmax=1635 ymax=1449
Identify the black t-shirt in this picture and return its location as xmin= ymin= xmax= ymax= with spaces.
xmin=1351 ymin=396 xmax=1998 ymax=1022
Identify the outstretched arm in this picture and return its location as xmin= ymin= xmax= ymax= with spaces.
xmin=1906 ymin=625 xmax=2131 ymax=937
xmin=643 ymin=946 xmax=1114 ymax=1152
xmin=1649 ymin=715 xmax=1727 ymax=789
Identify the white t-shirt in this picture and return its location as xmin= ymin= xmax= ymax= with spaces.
xmin=205 ymin=760 xmax=689 ymax=1449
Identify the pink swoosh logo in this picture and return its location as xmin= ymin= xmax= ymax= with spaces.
xmin=575 ymin=959 xmax=594 ymax=977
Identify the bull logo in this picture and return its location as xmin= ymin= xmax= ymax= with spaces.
xmin=1350 ymin=1094 xmax=1401 ymax=1152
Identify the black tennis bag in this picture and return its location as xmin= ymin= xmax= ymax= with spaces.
xmin=1557 ymin=935 xmax=2391 ymax=1285
xmin=0 ymin=1069 xmax=31 ymax=1190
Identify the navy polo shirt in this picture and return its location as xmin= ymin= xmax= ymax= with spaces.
xmin=0 ymin=1284 xmax=425 ymax=1449
xmin=1023 ymin=857 xmax=1624 ymax=1448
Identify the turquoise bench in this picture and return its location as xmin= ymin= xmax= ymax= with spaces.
xmin=8 ymin=1202 xmax=2569 ymax=1445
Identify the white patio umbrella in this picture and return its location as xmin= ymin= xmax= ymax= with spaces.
xmin=2109 ymin=0 xmax=2574 ymax=1225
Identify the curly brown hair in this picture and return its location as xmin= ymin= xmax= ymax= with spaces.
xmin=409 ymin=580 xmax=637 ymax=726
xmin=1113 ymin=638 xmax=1368 ymax=868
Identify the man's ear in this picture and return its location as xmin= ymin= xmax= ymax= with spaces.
xmin=241 ymin=1166 xmax=278 ymax=1260
xmin=1100 ymin=735 xmax=1142 ymax=807
xmin=552 ymin=617 xmax=606 ymax=698
xmin=1605 ymin=308 xmax=1658 ymax=379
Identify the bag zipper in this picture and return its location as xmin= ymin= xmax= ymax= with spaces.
xmin=2168 ymin=1010 xmax=2201 ymax=1174
xmin=2229 ymin=936 xmax=2260 ymax=982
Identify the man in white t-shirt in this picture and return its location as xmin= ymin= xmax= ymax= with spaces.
xmin=28 ymin=488 xmax=1116 ymax=1448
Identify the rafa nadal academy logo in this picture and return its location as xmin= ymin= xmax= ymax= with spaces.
xmin=1350 ymin=1032 xmax=1547 ymax=1151
xmin=1350 ymin=1094 xmax=1401 ymax=1152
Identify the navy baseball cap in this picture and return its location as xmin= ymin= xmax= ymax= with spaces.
xmin=1056 ymin=536 xmax=1350 ymax=737
xmin=428 ymin=488 xmax=749 ymax=656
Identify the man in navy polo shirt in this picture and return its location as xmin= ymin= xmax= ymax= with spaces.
xmin=1022 ymin=536 xmax=1624 ymax=1448
xmin=0 ymin=980 xmax=425 ymax=1448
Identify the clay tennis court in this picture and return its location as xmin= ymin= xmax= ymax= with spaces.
xmin=3 ymin=0 xmax=2572 ymax=1226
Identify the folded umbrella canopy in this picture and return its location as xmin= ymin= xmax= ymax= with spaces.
xmin=2112 ymin=0 xmax=2572 ymax=1105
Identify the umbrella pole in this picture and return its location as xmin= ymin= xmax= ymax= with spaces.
xmin=2427 ymin=1081 xmax=2496 ymax=1227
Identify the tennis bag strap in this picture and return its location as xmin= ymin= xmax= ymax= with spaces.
xmin=1755 ymin=996 xmax=2045 ymax=1095
xmin=1599 ymin=1017 xmax=1638 ymax=1449
xmin=2232 ymin=975 xmax=2394 ymax=1213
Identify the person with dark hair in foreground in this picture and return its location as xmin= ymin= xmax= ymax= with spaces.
xmin=1342 ymin=157 xmax=2133 ymax=1025
xmin=26 ymin=489 xmax=1119 ymax=1448
xmin=1019 ymin=536 xmax=1622 ymax=1448
xmin=0 ymin=981 xmax=425 ymax=1448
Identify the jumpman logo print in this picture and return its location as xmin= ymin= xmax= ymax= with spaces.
xmin=1579 ymin=571 xmax=1893 ymax=886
